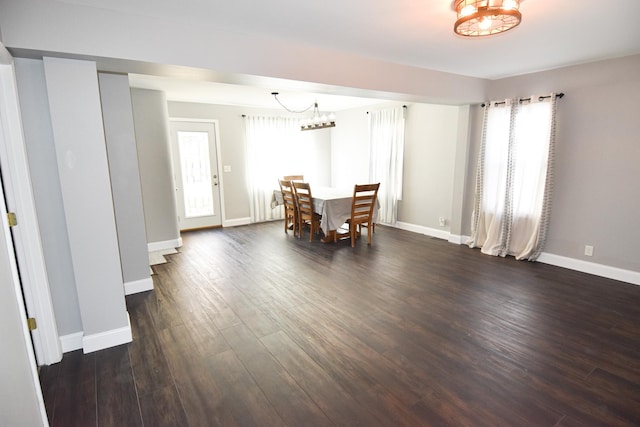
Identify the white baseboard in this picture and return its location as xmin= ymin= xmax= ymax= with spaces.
xmin=537 ymin=252 xmax=640 ymax=286
xmin=59 ymin=331 xmax=83 ymax=353
xmin=82 ymin=313 xmax=133 ymax=354
xmin=394 ymin=221 xmax=639 ymax=286
xmin=147 ymin=237 xmax=183 ymax=253
xmin=394 ymin=221 xmax=450 ymax=241
xmin=448 ymin=234 xmax=470 ymax=245
xmin=223 ymin=217 xmax=251 ymax=227
xmin=124 ymin=277 xmax=154 ymax=295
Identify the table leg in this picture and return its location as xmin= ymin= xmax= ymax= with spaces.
xmin=321 ymin=230 xmax=335 ymax=243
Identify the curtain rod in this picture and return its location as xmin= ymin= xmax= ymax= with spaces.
xmin=481 ymin=93 xmax=564 ymax=108
xmin=367 ymin=105 xmax=407 ymax=114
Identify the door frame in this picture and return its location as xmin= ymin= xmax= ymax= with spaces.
xmin=169 ymin=117 xmax=226 ymax=228
xmin=0 ymin=46 xmax=62 ymax=366
xmin=0 ymin=146 xmax=48 ymax=427
xmin=0 ymin=44 xmax=49 ymax=425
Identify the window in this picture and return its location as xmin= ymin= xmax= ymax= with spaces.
xmin=469 ymin=95 xmax=558 ymax=260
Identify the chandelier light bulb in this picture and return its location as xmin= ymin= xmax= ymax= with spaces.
xmin=478 ymin=16 xmax=492 ymax=30
xmin=459 ymin=4 xmax=477 ymax=18
xmin=502 ymin=0 xmax=518 ymax=11
xmin=271 ymin=92 xmax=336 ymax=131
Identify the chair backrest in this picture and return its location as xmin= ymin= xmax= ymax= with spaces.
xmin=278 ymin=179 xmax=296 ymax=211
xmin=292 ymin=181 xmax=314 ymax=219
xmin=351 ymin=183 xmax=380 ymax=225
xmin=283 ymin=175 xmax=304 ymax=182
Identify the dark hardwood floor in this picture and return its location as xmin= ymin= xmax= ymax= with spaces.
xmin=40 ymin=222 xmax=640 ymax=426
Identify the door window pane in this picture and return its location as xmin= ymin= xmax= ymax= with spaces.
xmin=177 ymin=131 xmax=214 ymax=218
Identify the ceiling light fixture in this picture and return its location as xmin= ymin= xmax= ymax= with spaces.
xmin=271 ymin=92 xmax=336 ymax=131
xmin=454 ymin=0 xmax=522 ymax=37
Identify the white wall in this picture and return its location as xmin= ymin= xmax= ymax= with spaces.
xmin=0 ymin=0 xmax=486 ymax=105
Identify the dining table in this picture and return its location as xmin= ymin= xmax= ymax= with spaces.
xmin=272 ymin=185 xmax=379 ymax=242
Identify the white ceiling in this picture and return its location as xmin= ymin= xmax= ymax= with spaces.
xmin=128 ymin=75 xmax=388 ymax=112
xmin=124 ymin=0 xmax=640 ymax=109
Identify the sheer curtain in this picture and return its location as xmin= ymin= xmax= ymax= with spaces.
xmin=468 ymin=94 xmax=558 ymax=260
xmin=244 ymin=116 xmax=300 ymax=223
xmin=368 ymin=106 xmax=405 ymax=224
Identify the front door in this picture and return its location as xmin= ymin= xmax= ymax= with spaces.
xmin=169 ymin=121 xmax=222 ymax=230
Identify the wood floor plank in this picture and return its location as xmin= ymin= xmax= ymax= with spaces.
xmin=261 ymin=330 xmax=384 ymax=426
xmin=138 ymin=385 xmax=189 ymax=427
xmin=205 ymin=349 xmax=286 ymax=426
xmin=157 ymin=328 xmax=238 ymax=427
xmin=39 ymin=222 xmax=640 ymax=426
xmin=50 ymin=371 xmax=96 ymax=427
xmin=95 ymin=345 xmax=143 ymax=427
xmin=221 ymin=323 xmax=333 ymax=426
xmin=128 ymin=330 xmax=174 ymax=396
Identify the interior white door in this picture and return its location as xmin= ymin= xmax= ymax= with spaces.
xmin=169 ymin=121 xmax=222 ymax=230
xmin=0 ymin=165 xmax=48 ymax=426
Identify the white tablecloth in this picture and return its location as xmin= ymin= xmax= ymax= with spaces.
xmin=273 ymin=186 xmax=379 ymax=233
xmin=312 ymin=186 xmax=379 ymax=233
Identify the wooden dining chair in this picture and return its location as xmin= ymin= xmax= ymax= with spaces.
xmin=282 ymin=175 xmax=304 ymax=181
xmin=278 ymin=179 xmax=298 ymax=235
xmin=346 ymin=183 xmax=380 ymax=247
xmin=292 ymin=181 xmax=321 ymax=241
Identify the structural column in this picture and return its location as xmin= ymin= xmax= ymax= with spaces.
xmin=43 ymin=57 xmax=131 ymax=353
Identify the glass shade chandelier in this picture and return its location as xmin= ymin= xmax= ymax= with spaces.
xmin=272 ymin=92 xmax=336 ymax=131
xmin=300 ymin=102 xmax=336 ymax=131
xmin=454 ymin=0 xmax=521 ymax=37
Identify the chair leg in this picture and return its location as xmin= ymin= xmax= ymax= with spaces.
xmin=351 ymin=223 xmax=356 ymax=247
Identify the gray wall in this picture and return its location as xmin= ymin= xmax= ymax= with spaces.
xmin=14 ymin=58 xmax=82 ymax=336
xmin=167 ymin=101 xmax=333 ymax=222
xmin=43 ymin=57 xmax=129 ymax=338
xmin=400 ymin=103 xmax=461 ymax=230
xmin=99 ymin=73 xmax=150 ymax=284
xmin=331 ymin=102 xmax=463 ymax=233
xmin=130 ymin=88 xmax=180 ymax=245
xmin=465 ymin=55 xmax=640 ymax=272
xmin=331 ymin=105 xmax=373 ymax=188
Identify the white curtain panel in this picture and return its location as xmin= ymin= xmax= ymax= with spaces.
xmin=468 ymin=94 xmax=558 ymax=260
xmin=244 ymin=115 xmax=302 ymax=223
xmin=368 ymin=106 xmax=406 ymax=224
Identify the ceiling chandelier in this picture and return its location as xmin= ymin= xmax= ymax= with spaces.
xmin=454 ymin=0 xmax=522 ymax=37
xmin=272 ymin=92 xmax=336 ymax=131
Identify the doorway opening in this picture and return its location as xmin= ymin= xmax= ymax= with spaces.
xmin=169 ymin=121 xmax=223 ymax=230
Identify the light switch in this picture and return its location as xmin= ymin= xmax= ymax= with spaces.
xmin=223 ymin=165 xmax=232 ymax=173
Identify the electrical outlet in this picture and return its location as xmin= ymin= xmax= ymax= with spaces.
xmin=438 ymin=217 xmax=446 ymax=227
xmin=584 ymin=245 xmax=594 ymax=256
